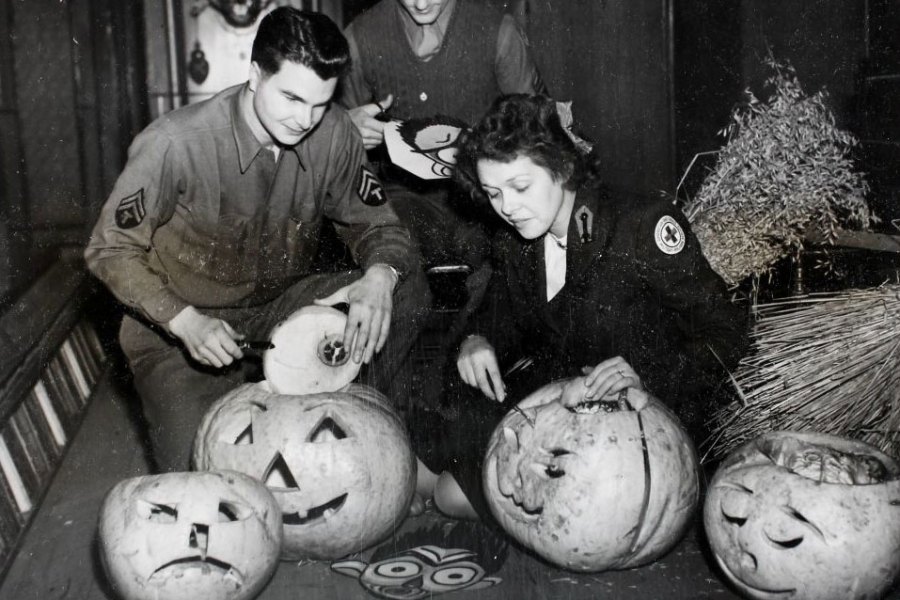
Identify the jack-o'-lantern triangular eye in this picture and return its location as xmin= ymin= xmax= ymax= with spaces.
xmin=234 ymin=423 xmax=253 ymax=445
xmin=308 ymin=415 xmax=348 ymax=443
xmin=136 ymin=500 xmax=178 ymax=523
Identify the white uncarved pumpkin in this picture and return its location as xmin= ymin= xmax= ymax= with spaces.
xmin=193 ymin=382 xmax=415 ymax=560
xmin=704 ymin=431 xmax=900 ymax=600
xmin=483 ymin=380 xmax=699 ymax=572
xmin=98 ymin=470 xmax=282 ymax=600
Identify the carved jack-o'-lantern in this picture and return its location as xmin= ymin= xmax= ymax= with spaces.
xmin=483 ymin=380 xmax=700 ymax=572
xmin=704 ymin=431 xmax=900 ymax=600
xmin=98 ymin=470 xmax=281 ymax=600
xmin=193 ymin=382 xmax=416 ymax=560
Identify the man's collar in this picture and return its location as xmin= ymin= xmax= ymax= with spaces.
xmin=396 ymin=0 xmax=457 ymax=49
xmin=231 ymin=84 xmax=302 ymax=173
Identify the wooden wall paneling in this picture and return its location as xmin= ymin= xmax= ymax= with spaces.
xmin=11 ymin=0 xmax=84 ymax=254
xmin=525 ymin=0 xmax=675 ymax=195
xmin=860 ymin=0 xmax=900 ymax=224
xmin=672 ymin=1 xmax=742 ymax=193
xmin=68 ymin=1 xmax=104 ymax=232
xmin=144 ymin=1 xmax=180 ymax=121
xmin=866 ymin=0 xmax=900 ymax=75
xmin=96 ymin=0 xmax=149 ymax=201
xmin=740 ymin=0 xmax=867 ymax=129
xmin=0 ymin=1 xmax=30 ymax=307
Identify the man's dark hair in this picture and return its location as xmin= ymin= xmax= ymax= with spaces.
xmin=251 ymin=7 xmax=350 ymax=80
xmin=454 ymin=94 xmax=601 ymax=204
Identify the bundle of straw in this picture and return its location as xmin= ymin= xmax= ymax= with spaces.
xmin=682 ymin=58 xmax=874 ymax=287
xmin=705 ymin=285 xmax=900 ymax=461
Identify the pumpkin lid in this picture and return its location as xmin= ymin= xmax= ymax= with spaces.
xmin=263 ymin=306 xmax=362 ymax=395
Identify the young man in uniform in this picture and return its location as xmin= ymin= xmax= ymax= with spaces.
xmin=85 ymin=7 xmax=428 ymax=472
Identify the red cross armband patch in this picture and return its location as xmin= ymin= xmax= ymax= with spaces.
xmin=115 ymin=189 xmax=146 ymax=229
xmin=654 ymin=215 xmax=685 ymax=255
xmin=356 ymin=165 xmax=386 ymax=206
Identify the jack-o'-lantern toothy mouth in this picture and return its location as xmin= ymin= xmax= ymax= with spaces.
xmin=714 ymin=555 xmax=796 ymax=598
xmin=151 ymin=556 xmax=243 ymax=586
xmin=283 ymin=493 xmax=348 ymax=525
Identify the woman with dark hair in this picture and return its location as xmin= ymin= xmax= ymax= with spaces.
xmin=413 ymin=94 xmax=747 ymax=520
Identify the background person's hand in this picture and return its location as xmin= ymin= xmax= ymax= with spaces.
xmin=167 ymin=306 xmax=244 ymax=368
xmin=314 ymin=265 xmax=397 ymax=364
xmin=349 ymin=94 xmax=393 ymax=149
xmin=456 ymin=335 xmax=505 ymax=402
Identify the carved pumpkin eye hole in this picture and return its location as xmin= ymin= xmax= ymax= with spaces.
xmin=545 ymin=465 xmax=566 ymax=479
xmin=217 ymin=501 xmax=249 ymax=523
xmin=308 ymin=416 xmax=348 ymax=443
xmin=782 ymin=505 xmax=826 ymax=541
xmin=234 ymin=423 xmax=253 ymax=445
xmin=137 ymin=500 xmax=178 ymax=523
xmin=721 ymin=509 xmax=747 ymax=527
xmin=718 ymin=481 xmax=753 ymax=527
xmin=544 ymin=448 xmax=570 ymax=478
xmin=225 ymin=402 xmax=267 ymax=445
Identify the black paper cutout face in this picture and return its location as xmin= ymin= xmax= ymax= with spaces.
xmin=331 ymin=522 xmax=508 ymax=599
xmin=398 ymin=116 xmax=469 ymax=178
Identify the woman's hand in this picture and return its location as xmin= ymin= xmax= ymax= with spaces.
xmin=559 ymin=356 xmax=643 ymax=407
xmin=457 ymin=335 xmax=506 ymax=402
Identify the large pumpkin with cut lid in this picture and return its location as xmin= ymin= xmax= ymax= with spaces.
xmin=704 ymin=431 xmax=900 ymax=600
xmin=483 ymin=379 xmax=699 ymax=572
xmin=193 ymin=382 xmax=415 ymax=561
xmin=98 ymin=470 xmax=282 ymax=600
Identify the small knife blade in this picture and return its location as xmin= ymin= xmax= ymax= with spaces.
xmin=238 ymin=340 xmax=275 ymax=351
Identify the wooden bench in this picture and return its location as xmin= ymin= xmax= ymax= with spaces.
xmin=0 ymin=256 xmax=110 ymax=579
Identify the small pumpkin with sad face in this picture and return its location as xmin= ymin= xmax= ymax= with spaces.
xmin=98 ymin=470 xmax=282 ymax=600
xmin=482 ymin=379 xmax=700 ymax=572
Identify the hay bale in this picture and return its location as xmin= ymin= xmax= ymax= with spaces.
xmin=705 ymin=285 xmax=900 ymax=461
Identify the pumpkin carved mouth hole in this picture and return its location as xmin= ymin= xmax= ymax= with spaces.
xmin=715 ymin=556 xmax=797 ymax=596
xmin=283 ymin=493 xmax=348 ymax=525
xmin=151 ymin=555 xmax=243 ymax=585
xmin=264 ymin=453 xmax=299 ymax=490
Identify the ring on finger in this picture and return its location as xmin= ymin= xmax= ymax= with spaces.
xmin=616 ymin=368 xmax=625 ymax=377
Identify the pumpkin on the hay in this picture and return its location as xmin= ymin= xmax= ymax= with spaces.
xmin=98 ymin=470 xmax=282 ymax=600
xmin=704 ymin=431 xmax=900 ymax=600
xmin=193 ymin=382 xmax=416 ymax=561
xmin=483 ymin=379 xmax=699 ymax=572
